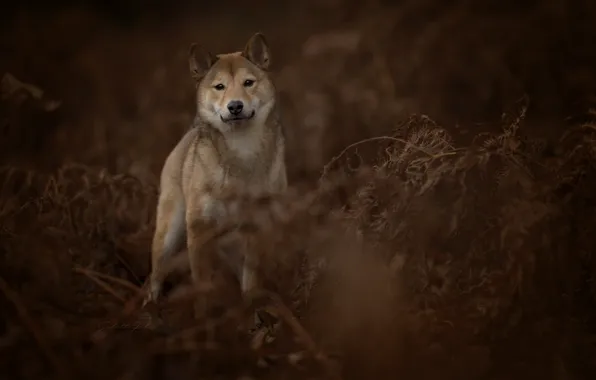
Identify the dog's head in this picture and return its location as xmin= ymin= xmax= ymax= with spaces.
xmin=189 ymin=33 xmax=275 ymax=133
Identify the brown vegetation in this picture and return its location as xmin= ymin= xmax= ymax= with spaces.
xmin=1 ymin=0 xmax=596 ymax=379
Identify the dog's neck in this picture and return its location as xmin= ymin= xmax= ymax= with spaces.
xmin=194 ymin=101 xmax=280 ymax=161
xmin=223 ymin=122 xmax=268 ymax=160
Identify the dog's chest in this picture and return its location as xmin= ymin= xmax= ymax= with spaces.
xmin=225 ymin=133 xmax=261 ymax=161
xmin=222 ymin=144 xmax=271 ymax=188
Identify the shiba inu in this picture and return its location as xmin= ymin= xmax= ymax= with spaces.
xmin=145 ymin=33 xmax=287 ymax=315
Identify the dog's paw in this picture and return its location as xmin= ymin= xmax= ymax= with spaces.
xmin=142 ymin=277 xmax=162 ymax=307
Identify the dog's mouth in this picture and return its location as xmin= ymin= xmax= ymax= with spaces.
xmin=220 ymin=110 xmax=255 ymax=123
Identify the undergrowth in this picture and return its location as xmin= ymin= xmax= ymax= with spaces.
xmin=1 ymin=105 xmax=596 ymax=379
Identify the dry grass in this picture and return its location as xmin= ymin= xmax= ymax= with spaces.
xmin=2 ymin=1 xmax=596 ymax=379
xmin=1 ymin=106 xmax=596 ymax=379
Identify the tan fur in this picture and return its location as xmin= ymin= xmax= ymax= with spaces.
xmin=146 ymin=33 xmax=287 ymax=307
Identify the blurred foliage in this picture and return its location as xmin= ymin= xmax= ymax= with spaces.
xmin=1 ymin=1 xmax=596 ymax=379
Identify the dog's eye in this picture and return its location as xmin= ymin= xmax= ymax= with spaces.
xmin=243 ymin=79 xmax=255 ymax=87
xmin=214 ymin=84 xmax=225 ymax=91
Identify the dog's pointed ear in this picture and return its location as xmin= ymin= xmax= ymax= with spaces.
xmin=189 ymin=43 xmax=215 ymax=81
xmin=242 ymin=33 xmax=270 ymax=70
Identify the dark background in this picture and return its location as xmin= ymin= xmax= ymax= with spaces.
xmin=1 ymin=1 xmax=596 ymax=379
xmin=2 ymin=0 xmax=596 ymax=181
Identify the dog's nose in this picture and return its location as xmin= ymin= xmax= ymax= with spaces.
xmin=227 ymin=100 xmax=244 ymax=115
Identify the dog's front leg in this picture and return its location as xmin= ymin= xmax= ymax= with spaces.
xmin=186 ymin=192 xmax=229 ymax=319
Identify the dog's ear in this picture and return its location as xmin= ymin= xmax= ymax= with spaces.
xmin=189 ymin=43 xmax=216 ymax=81
xmin=242 ymin=32 xmax=270 ymax=70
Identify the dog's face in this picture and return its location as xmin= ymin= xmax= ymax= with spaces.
xmin=189 ymin=33 xmax=275 ymax=133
